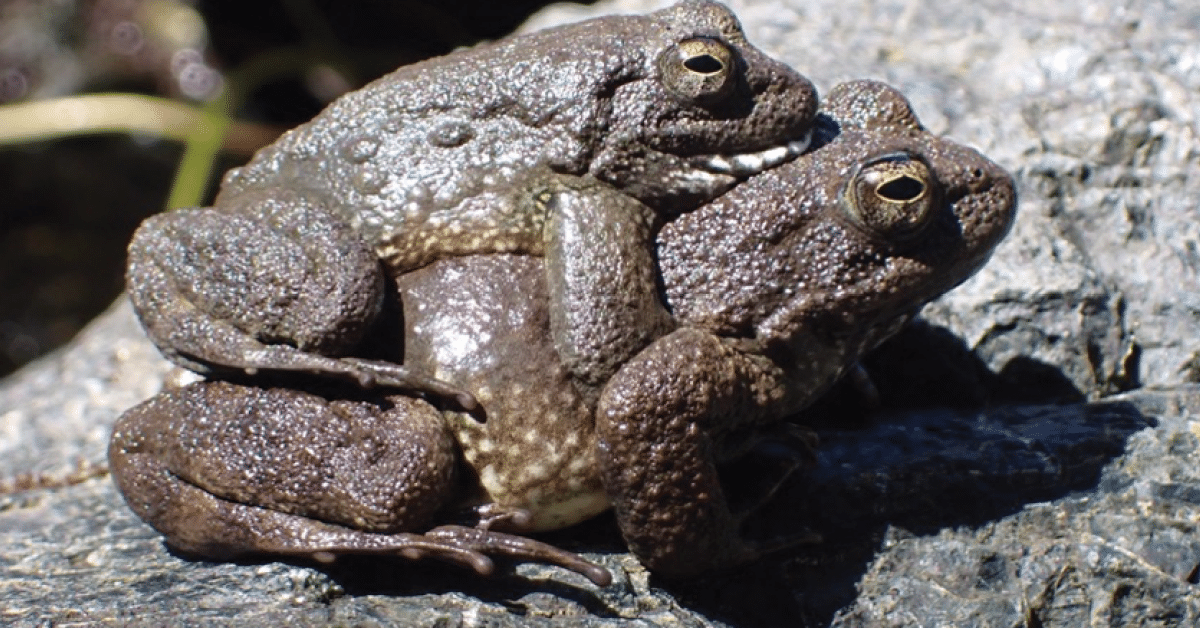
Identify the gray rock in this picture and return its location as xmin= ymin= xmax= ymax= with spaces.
xmin=0 ymin=299 xmax=169 ymax=485
xmin=833 ymin=388 xmax=1200 ymax=628
xmin=3 ymin=0 xmax=1198 ymax=626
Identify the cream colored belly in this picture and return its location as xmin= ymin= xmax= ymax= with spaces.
xmin=450 ymin=412 xmax=610 ymax=532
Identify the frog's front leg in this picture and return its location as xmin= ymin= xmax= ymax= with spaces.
xmin=595 ymin=328 xmax=817 ymax=577
xmin=127 ymin=187 xmax=474 ymax=408
xmin=542 ymin=178 xmax=676 ymax=387
xmin=108 ymin=380 xmax=610 ymax=585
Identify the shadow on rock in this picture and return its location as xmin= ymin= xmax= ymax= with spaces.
xmin=322 ymin=553 xmax=619 ymax=613
xmin=186 ymin=537 xmax=624 ymax=620
xmin=662 ymin=319 xmax=1153 ymax=627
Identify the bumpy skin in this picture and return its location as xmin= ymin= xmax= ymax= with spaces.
xmin=125 ymin=0 xmax=818 ymax=400
xmin=110 ymin=381 xmax=610 ymax=583
xmin=110 ymin=81 xmax=1016 ymax=583
xmin=601 ymin=80 xmax=1017 ymax=575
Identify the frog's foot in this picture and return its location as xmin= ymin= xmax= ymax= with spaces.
xmin=846 ymin=361 xmax=881 ymax=409
xmin=338 ymin=357 xmax=478 ymax=410
xmin=418 ymin=525 xmax=612 ymax=586
xmin=283 ymin=524 xmax=612 ymax=586
xmin=175 ymin=327 xmax=477 ymax=409
xmin=725 ymin=423 xmax=818 ymax=520
xmin=156 ymin=315 xmax=476 ymax=408
xmin=597 ymin=328 xmax=825 ymax=577
xmin=290 ymin=355 xmax=477 ymax=410
xmin=737 ymin=528 xmax=822 ymax=560
xmin=727 ymin=425 xmax=822 ymax=558
xmin=355 ymin=505 xmax=610 ymax=585
xmin=152 ymin=488 xmax=610 ymax=586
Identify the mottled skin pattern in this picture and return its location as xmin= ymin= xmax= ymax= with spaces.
xmin=123 ymin=0 xmax=817 ymax=404
xmin=109 ymin=81 xmax=1016 ymax=584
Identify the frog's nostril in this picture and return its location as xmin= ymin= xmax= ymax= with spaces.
xmin=877 ymin=176 xmax=925 ymax=202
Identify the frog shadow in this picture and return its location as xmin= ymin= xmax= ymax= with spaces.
xmin=657 ymin=318 xmax=1153 ymax=627
xmin=314 ymin=551 xmax=624 ymax=614
xmin=186 ymin=535 xmax=626 ymax=617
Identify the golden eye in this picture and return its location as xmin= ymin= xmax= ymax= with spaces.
xmin=659 ymin=37 xmax=736 ymax=104
xmin=843 ymin=153 xmax=939 ymax=242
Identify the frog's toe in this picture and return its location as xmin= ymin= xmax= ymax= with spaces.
xmin=339 ymin=357 xmax=479 ymax=410
xmin=425 ymin=525 xmax=613 ymax=586
xmin=455 ymin=503 xmax=535 ymax=531
xmin=381 ymin=537 xmax=497 ymax=576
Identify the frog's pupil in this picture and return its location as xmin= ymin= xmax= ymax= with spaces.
xmin=877 ymin=176 xmax=924 ymax=201
xmin=684 ymin=54 xmax=724 ymax=74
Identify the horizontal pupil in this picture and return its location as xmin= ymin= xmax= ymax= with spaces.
xmin=877 ymin=176 xmax=924 ymax=201
xmin=684 ymin=54 xmax=723 ymax=74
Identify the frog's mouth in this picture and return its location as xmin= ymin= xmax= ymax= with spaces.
xmin=697 ymin=128 xmax=813 ymax=177
xmin=610 ymin=128 xmax=816 ymax=208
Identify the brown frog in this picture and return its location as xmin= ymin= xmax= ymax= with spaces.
xmin=124 ymin=0 xmax=817 ymax=407
xmin=110 ymin=81 xmax=1016 ymax=584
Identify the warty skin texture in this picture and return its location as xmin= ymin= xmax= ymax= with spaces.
xmin=123 ymin=0 xmax=819 ymax=407
xmin=110 ymin=80 xmax=1015 ymax=582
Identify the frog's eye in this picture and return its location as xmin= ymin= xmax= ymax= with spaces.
xmin=659 ymin=37 xmax=737 ymax=104
xmin=844 ymin=153 xmax=940 ymax=242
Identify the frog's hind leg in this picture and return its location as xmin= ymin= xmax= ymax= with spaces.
xmin=127 ymin=188 xmax=474 ymax=408
xmin=109 ymin=381 xmax=608 ymax=584
xmin=113 ymin=446 xmax=498 ymax=575
xmin=109 ymin=381 xmax=457 ymax=557
xmin=116 ymin=455 xmax=609 ymax=584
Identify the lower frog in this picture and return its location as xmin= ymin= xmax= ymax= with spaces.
xmin=110 ymin=81 xmax=1016 ymax=583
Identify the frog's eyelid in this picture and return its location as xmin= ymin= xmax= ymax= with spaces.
xmin=861 ymin=151 xmax=918 ymax=167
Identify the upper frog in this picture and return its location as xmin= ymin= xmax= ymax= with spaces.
xmin=125 ymin=0 xmax=817 ymax=400
xmin=226 ymin=0 xmax=817 ymax=248
xmin=110 ymin=80 xmax=1016 ymax=584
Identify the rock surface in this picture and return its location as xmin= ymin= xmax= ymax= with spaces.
xmin=2 ymin=0 xmax=1198 ymax=626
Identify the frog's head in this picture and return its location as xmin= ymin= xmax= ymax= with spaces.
xmin=583 ymin=0 xmax=819 ymax=212
xmin=795 ymin=80 xmax=1019 ymax=321
xmin=659 ymin=80 xmax=1017 ymax=363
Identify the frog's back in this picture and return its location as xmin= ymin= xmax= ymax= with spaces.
xmin=212 ymin=0 xmax=816 ymax=273
xmin=215 ymin=7 xmax=681 ymax=247
xmin=215 ymin=28 xmax=617 ymax=246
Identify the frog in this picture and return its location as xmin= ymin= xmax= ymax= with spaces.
xmin=109 ymin=80 xmax=1017 ymax=584
xmin=124 ymin=0 xmax=819 ymax=408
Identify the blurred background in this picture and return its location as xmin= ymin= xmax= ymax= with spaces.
xmin=0 ymin=0 xmax=581 ymax=377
